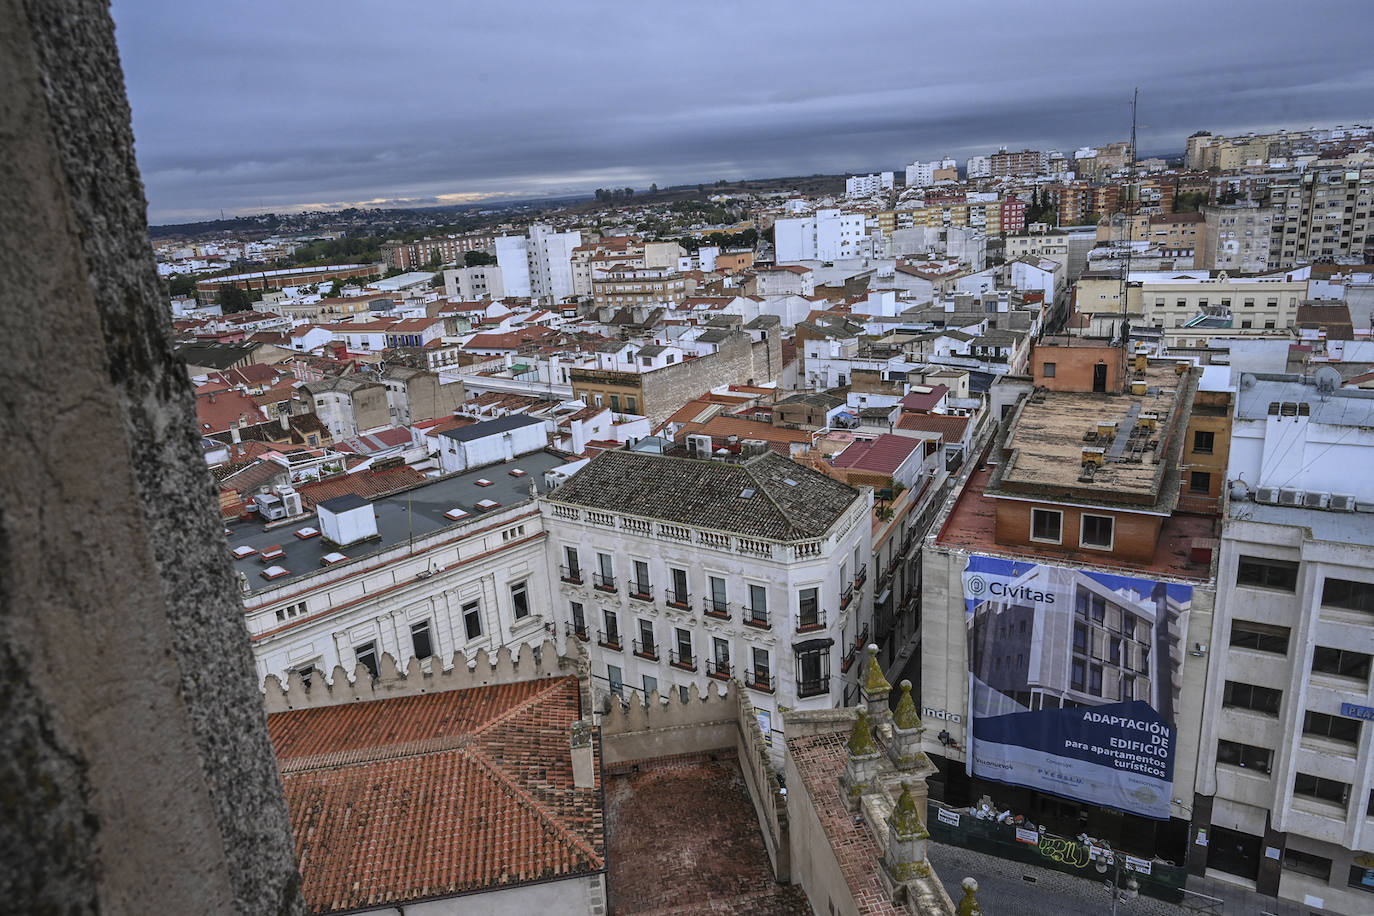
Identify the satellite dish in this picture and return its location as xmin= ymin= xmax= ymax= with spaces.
xmin=1314 ymin=366 xmax=1341 ymax=394
xmin=1239 ymin=373 xmax=1257 ymax=391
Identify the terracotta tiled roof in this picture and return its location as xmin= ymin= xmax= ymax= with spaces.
xmin=897 ymin=384 xmax=949 ymax=412
xmin=271 ymin=677 xmax=603 ymax=914
xmin=895 ymin=412 xmax=969 ymax=441
xmin=832 ymin=434 xmax=922 ymax=475
xmin=294 ymin=466 xmax=426 ymax=509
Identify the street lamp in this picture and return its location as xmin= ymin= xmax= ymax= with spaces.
xmin=1095 ymin=851 xmax=1139 ymax=916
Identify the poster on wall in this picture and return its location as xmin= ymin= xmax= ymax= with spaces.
xmin=962 ymin=554 xmax=1192 ymax=820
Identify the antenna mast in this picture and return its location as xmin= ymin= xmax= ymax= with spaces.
xmin=1118 ymin=87 xmax=1138 ymax=346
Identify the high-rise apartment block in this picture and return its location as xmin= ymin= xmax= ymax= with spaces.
xmin=905 ymin=157 xmax=958 ymax=188
xmin=495 ymin=223 xmax=582 ymax=301
xmin=1266 ymin=168 xmax=1374 ymax=267
xmin=989 ymin=148 xmax=1047 ymax=177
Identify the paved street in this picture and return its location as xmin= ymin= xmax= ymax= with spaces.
xmin=928 ymin=841 xmax=1193 ymax=916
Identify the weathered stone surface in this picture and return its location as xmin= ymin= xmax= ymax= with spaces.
xmin=0 ymin=1 xmax=303 ymax=912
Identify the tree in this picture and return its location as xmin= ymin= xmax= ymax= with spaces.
xmin=464 ymin=250 xmax=497 ymax=267
xmin=167 ymin=274 xmax=197 ymax=298
xmin=217 ymin=283 xmax=253 ymax=313
xmin=649 ymin=183 xmax=658 ymax=194
xmin=327 ymin=279 xmax=343 ymax=297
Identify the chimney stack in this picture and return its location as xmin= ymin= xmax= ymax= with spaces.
xmin=570 ymin=720 xmax=595 ymax=789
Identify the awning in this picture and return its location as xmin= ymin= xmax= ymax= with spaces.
xmin=792 ymin=637 xmax=834 ymax=653
xmin=876 ymin=588 xmax=892 ymax=606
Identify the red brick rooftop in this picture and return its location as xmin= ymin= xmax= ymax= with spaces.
xmin=936 ymin=465 xmax=1216 ymax=580
xmin=269 ymin=676 xmax=603 ymax=914
xmin=786 ymin=730 xmax=904 ymax=916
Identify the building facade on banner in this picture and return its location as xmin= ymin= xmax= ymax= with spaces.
xmin=540 ymin=448 xmax=873 ymax=754
xmin=1193 ymin=373 xmax=1374 ymax=913
xmin=919 ymin=336 xmax=1221 ymax=864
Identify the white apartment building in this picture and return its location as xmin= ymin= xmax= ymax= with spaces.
xmin=1201 ymin=205 xmax=1277 ymax=274
xmin=495 ymin=223 xmax=582 ymax=301
xmin=1195 ymin=374 xmax=1374 ymax=913
xmin=443 ymin=264 xmax=506 ymax=300
xmin=846 ymin=172 xmax=894 ymax=197
xmin=905 ymin=157 xmax=957 ymax=188
xmin=234 ymin=448 xmax=574 ymax=687
xmin=774 ymin=209 xmax=868 ymax=263
xmin=541 ymin=448 xmax=874 ymax=752
xmin=965 ymin=156 xmax=991 ymax=179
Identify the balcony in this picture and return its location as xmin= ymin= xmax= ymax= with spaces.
xmin=665 ymin=591 xmax=691 ymax=611
xmin=629 ymin=582 xmax=654 ymax=603
xmin=707 ymin=658 xmax=732 ymax=680
xmin=669 ymin=650 xmax=696 ymax=671
xmin=702 ymin=597 xmax=731 ymax=621
xmin=746 ymin=670 xmax=774 ymax=693
xmin=559 ymin=565 xmax=582 ymax=585
xmin=564 ymin=621 xmax=589 ymax=643
xmin=854 ymin=563 xmax=868 ymax=589
xmin=742 ymin=606 xmax=770 ymax=630
xmin=632 ymin=639 xmax=659 ymax=661
xmin=593 ymin=573 xmax=616 ymax=593
xmin=597 ymin=630 xmax=622 ymax=651
xmin=797 ymin=609 xmax=826 ymax=634
xmin=797 ymin=676 xmax=831 ymax=698
xmin=840 ymin=583 xmax=855 ymax=610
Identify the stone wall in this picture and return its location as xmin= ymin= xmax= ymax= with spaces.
xmin=1 ymin=2 xmax=303 ymax=911
xmin=262 ymin=639 xmax=574 ymax=712
xmin=640 ymin=328 xmax=783 ymax=427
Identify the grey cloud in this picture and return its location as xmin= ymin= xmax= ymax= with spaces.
xmin=112 ymin=0 xmax=1373 ymax=222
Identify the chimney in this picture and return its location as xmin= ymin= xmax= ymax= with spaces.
xmin=570 ymin=720 xmax=594 ymax=789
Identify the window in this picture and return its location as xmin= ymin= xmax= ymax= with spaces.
xmin=636 ymin=618 xmax=656 ymax=658
xmin=510 ymin=581 xmax=530 ymax=619
xmin=752 ymin=646 xmax=770 ymax=688
xmin=1073 ymin=622 xmax=1088 ymax=653
xmin=706 ymin=576 xmax=728 ymax=615
xmin=1284 ymin=848 xmax=1332 ymax=881
xmin=1042 ymin=361 xmax=1056 ymax=378
xmin=1303 ymin=710 xmax=1361 ymax=745
xmin=712 ymin=637 xmax=731 ymax=677
xmin=563 ymin=546 xmax=580 ymax=581
xmin=354 ymin=641 xmax=379 ymax=679
xmin=626 ymin=396 xmax=637 ymax=413
xmin=1030 ymin=508 xmax=1062 ymax=543
xmin=1229 ymin=621 xmax=1289 ymax=655
xmin=462 ymin=601 xmax=482 ymax=641
xmin=602 ymin=609 xmax=620 ymax=647
xmin=642 ymin=674 xmax=658 ymax=696
xmin=410 ymin=620 xmax=434 ymax=660
xmin=1312 ymin=646 xmax=1372 ymax=681
xmin=1216 ymin=739 xmax=1273 ymax=774
xmin=1293 ymin=772 xmax=1350 ymax=807
xmin=669 ymin=567 xmax=688 ymax=606
xmin=747 ymin=584 xmax=768 ymax=624
xmin=1190 ymin=471 xmax=1212 ymax=494
xmin=1080 ymin=514 xmax=1114 ymax=550
xmin=1348 ymin=864 xmax=1374 ymax=893
xmin=1236 ymin=556 xmax=1299 ymax=592
xmin=799 ymin=587 xmax=820 ymax=630
xmin=570 ymin=601 xmax=586 ymax=636
xmin=1322 ymin=577 xmax=1374 ymax=613
xmin=632 ymin=560 xmax=651 ymax=598
xmin=1193 ymin=430 xmax=1215 ymax=454
xmin=596 ymin=552 xmax=614 ymax=590
xmin=1223 ymin=680 xmax=1282 ymax=716
xmin=1088 ymin=663 xmax=1103 ymax=696
xmin=674 ymin=627 xmax=692 ymax=666
xmin=607 ymin=664 xmax=623 ymax=698
xmin=609 ymin=395 xmax=620 ymax=411
xmin=796 ymin=644 xmax=830 ymax=697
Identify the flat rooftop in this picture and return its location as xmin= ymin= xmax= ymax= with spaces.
xmin=939 ymin=466 xmax=1216 ymax=581
xmin=605 ymin=751 xmax=808 ymax=915
xmin=1229 ymin=498 xmax=1374 ymax=548
xmin=994 ymin=363 xmax=1189 ymax=504
xmin=229 ymin=449 xmax=569 ymax=594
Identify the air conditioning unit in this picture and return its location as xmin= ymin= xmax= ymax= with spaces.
xmin=1255 ymin=487 xmax=1279 ymax=505
xmin=1278 ymin=488 xmax=1303 ymax=507
xmin=687 ymin=434 xmax=713 ymax=458
xmin=1330 ymin=494 xmax=1357 ymax=512
xmin=1303 ymin=491 xmax=1330 ymax=510
xmin=1081 ymin=446 xmax=1106 ymax=467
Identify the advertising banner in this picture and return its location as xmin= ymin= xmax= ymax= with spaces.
xmin=962 ymin=554 xmax=1192 ymax=819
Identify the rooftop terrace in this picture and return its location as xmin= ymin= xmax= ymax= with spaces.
xmin=992 ymin=362 xmax=1192 ymax=507
xmin=229 ymin=449 xmax=569 ymax=594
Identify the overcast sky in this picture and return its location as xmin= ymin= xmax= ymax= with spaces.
xmin=112 ymin=0 xmax=1373 ymax=224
